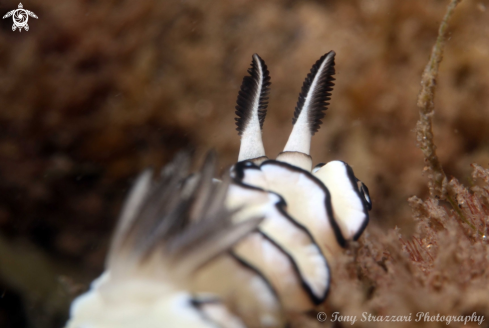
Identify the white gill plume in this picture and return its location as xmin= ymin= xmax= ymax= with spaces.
xmin=66 ymin=152 xmax=265 ymax=328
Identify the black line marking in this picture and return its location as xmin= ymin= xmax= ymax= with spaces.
xmin=312 ymin=162 xmax=326 ymax=173
xmin=234 ymin=158 xmax=345 ymax=247
xmin=229 ymin=250 xmax=281 ymax=303
xmin=258 ymin=230 xmax=329 ymax=305
xmin=189 ymin=298 xmax=225 ymax=328
xmin=232 ymin=160 xmax=261 ymax=181
xmin=259 ymin=159 xmax=347 ymax=248
xmin=358 ymin=179 xmax=372 ymax=211
xmin=230 ymin=179 xmax=329 ymax=252
xmin=340 ymin=161 xmax=370 ymax=240
xmin=228 ymin=180 xmax=331 ymax=302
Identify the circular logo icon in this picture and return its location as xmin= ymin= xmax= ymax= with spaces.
xmin=13 ymin=9 xmax=28 ymax=27
xmin=2 ymin=3 xmax=38 ymax=32
xmin=317 ymin=312 xmax=327 ymax=322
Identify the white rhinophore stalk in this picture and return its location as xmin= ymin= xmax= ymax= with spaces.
xmin=236 ymin=54 xmax=271 ymax=162
xmin=281 ymin=51 xmax=336 ymax=160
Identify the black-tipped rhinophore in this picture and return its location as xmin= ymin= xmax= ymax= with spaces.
xmin=235 ymin=54 xmax=271 ymax=135
xmin=293 ymin=51 xmax=335 ymax=135
xmin=277 ymin=51 xmax=335 ymax=171
xmin=280 ymin=51 xmax=336 ymax=168
xmin=235 ymin=54 xmax=271 ymax=163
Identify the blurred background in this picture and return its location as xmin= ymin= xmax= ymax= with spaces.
xmin=0 ymin=0 xmax=488 ymax=327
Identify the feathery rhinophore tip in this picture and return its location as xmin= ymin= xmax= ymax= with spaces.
xmin=293 ymin=51 xmax=336 ymax=135
xmin=235 ymin=54 xmax=271 ymax=135
xmin=236 ymin=54 xmax=271 ymax=162
xmin=282 ymin=51 xmax=336 ymax=156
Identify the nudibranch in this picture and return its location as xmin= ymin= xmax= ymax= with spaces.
xmin=226 ymin=51 xmax=372 ymax=312
xmin=66 ymin=153 xmax=284 ymax=328
xmin=65 ymin=51 xmax=373 ymax=328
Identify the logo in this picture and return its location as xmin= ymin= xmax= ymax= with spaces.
xmin=317 ymin=312 xmax=327 ymax=322
xmin=3 ymin=3 xmax=38 ymax=32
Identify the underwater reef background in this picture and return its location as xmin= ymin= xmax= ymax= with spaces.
xmin=1 ymin=0 xmax=489 ymax=327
